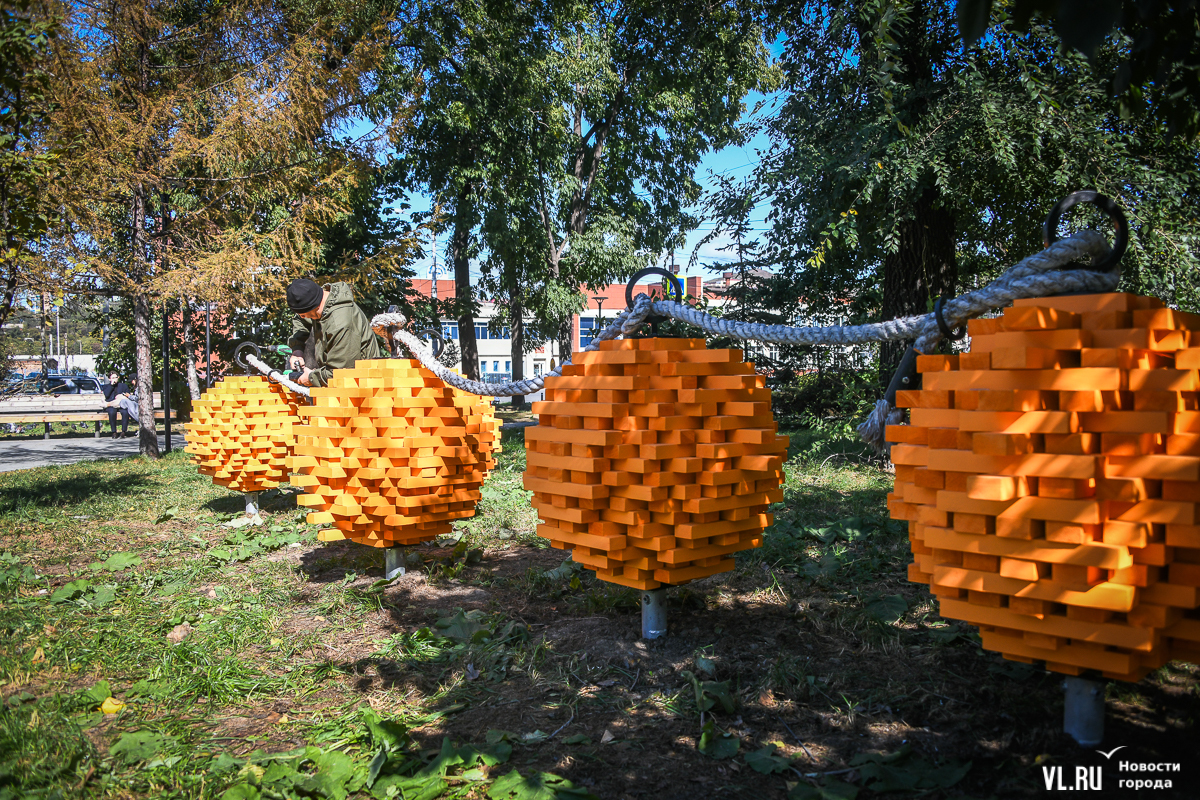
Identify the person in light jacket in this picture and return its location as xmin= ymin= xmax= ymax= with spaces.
xmin=100 ymin=372 xmax=131 ymax=438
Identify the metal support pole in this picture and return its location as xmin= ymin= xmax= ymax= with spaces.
xmin=163 ymin=305 xmax=172 ymax=454
xmin=204 ymin=302 xmax=211 ymax=391
xmin=1063 ymin=676 xmax=1106 ymax=747
xmin=244 ymin=492 xmax=260 ymax=517
xmin=384 ymin=547 xmax=406 ymax=580
xmin=641 ymin=588 xmax=667 ymax=640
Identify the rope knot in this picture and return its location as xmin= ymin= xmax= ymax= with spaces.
xmin=370 ymin=311 xmax=408 ymax=340
xmin=619 ymin=295 xmax=654 ymax=336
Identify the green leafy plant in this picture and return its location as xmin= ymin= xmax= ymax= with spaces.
xmin=697 ymin=719 xmax=740 ymax=759
xmin=862 ymin=593 xmax=908 ymax=625
xmin=89 ymin=551 xmax=143 ymax=572
xmin=680 ymin=671 xmax=735 ymax=716
xmin=209 ymin=526 xmax=309 ymax=563
xmin=109 ymin=730 xmax=176 ymax=765
xmin=745 ymin=744 xmax=794 ymax=774
xmin=0 ymin=553 xmax=37 ymax=592
xmin=486 ymin=769 xmax=599 ymax=799
xmin=849 ymin=744 xmax=971 ymax=793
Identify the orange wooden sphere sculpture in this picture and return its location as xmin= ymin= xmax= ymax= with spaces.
xmin=184 ymin=375 xmax=298 ymax=493
xmin=289 ymin=358 xmax=498 ymax=547
xmin=525 ymin=337 xmax=789 ymax=590
xmin=888 ymin=292 xmax=1200 ymax=681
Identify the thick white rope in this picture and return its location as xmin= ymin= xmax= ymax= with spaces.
xmin=372 ymin=231 xmax=1115 ymax=400
xmin=245 ymin=353 xmax=311 ymax=398
xmin=645 ymin=231 xmax=1114 ymax=352
xmin=289 ymin=230 xmax=1123 ymax=457
xmin=373 ymin=307 xmax=652 ymax=397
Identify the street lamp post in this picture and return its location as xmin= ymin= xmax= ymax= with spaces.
xmin=593 ymin=296 xmax=605 ymax=339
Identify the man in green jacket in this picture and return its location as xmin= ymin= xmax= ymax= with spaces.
xmin=286 ymin=278 xmax=383 ymax=387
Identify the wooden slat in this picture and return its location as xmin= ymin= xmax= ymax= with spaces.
xmin=0 ymin=411 xmax=178 ymax=423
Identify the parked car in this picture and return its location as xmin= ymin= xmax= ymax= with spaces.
xmin=41 ymin=374 xmax=102 ymax=394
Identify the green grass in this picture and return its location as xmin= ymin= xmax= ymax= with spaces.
xmin=0 ymin=428 xmax=1196 ymax=799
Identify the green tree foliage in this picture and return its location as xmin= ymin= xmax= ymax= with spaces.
xmin=514 ymin=0 xmax=779 ymax=359
xmin=386 ymin=0 xmax=778 ymax=374
xmin=46 ymin=0 xmax=401 ymax=455
xmin=383 ymin=0 xmax=551 ymax=380
xmin=956 ymin=0 xmax=1200 ymax=139
xmin=0 ymin=0 xmax=59 ymax=331
xmin=738 ymin=0 xmax=1199 ymax=379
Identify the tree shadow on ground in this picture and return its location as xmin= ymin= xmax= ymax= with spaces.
xmin=310 ymin=575 xmax=1200 ymax=800
xmin=0 ymin=472 xmax=153 ymax=515
xmin=296 ymin=538 xmax=402 ymax=585
xmin=200 ymin=486 xmax=301 ymax=516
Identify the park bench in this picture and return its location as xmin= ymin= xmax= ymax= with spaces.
xmin=0 ymin=393 xmax=180 ymax=439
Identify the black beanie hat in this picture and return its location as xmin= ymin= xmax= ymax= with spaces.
xmin=287 ymin=278 xmax=323 ymax=313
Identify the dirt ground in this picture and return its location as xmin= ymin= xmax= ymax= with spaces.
xmin=238 ymin=538 xmax=1200 ymax=799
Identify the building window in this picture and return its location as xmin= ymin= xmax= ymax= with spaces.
xmin=579 ymin=317 xmax=597 ymax=347
xmin=493 ymin=360 xmax=499 ymax=372
xmin=475 ymin=323 xmax=489 ymax=340
xmin=480 ymin=360 xmax=487 ymax=373
xmin=533 ymin=361 xmax=543 ymax=377
xmin=505 ymin=360 xmax=510 ymax=372
xmin=442 ymin=323 xmax=458 ymax=340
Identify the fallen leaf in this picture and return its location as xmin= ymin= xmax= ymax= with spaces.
xmin=30 ymin=646 xmax=45 ymax=663
xmin=596 ymin=679 xmax=617 ymax=687
xmin=466 ymin=663 xmax=480 ymax=681
xmin=276 ymin=714 xmax=289 ymax=724
xmin=206 ymin=588 xmax=217 ymax=599
xmin=100 ymin=697 xmax=125 ymax=714
xmin=600 ymin=730 xmax=615 ymax=744
xmin=166 ymin=622 xmax=192 ymax=645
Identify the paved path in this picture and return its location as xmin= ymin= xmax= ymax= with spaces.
xmin=0 ymin=420 xmax=534 ymax=474
xmin=0 ymin=434 xmax=175 ymax=473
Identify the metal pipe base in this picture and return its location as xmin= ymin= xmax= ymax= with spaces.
xmin=641 ymin=588 xmax=667 ymax=640
xmin=244 ymin=492 xmax=260 ymax=517
xmin=385 ymin=547 xmax=406 ymax=580
xmin=1063 ymin=676 xmax=1106 ymax=747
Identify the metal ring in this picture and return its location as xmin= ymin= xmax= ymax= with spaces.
xmin=1042 ymin=191 xmax=1128 ymax=271
xmin=934 ymin=297 xmax=966 ymax=341
xmin=418 ymin=328 xmax=445 ymax=358
xmin=625 ymin=267 xmax=684 ymax=310
xmin=233 ymin=341 xmax=261 ymax=373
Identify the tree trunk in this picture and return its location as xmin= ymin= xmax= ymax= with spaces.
xmin=133 ymin=292 xmax=158 ymax=456
xmin=876 ymin=3 xmax=955 ymax=378
xmin=509 ymin=293 xmax=525 ymax=410
xmin=181 ymin=297 xmax=200 ymax=400
xmin=880 ymin=186 xmax=956 ymax=375
xmin=0 ymin=141 xmax=15 ymax=330
xmin=131 ymin=25 xmax=159 ymax=458
xmin=131 ymin=185 xmax=159 ymax=457
xmin=452 ymin=187 xmax=480 ymax=381
xmin=556 ymin=317 xmax=573 ymax=369
xmin=0 ymin=269 xmax=16 ymax=332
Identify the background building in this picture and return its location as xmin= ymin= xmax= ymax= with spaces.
xmin=410 ymin=275 xmax=708 ymax=403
